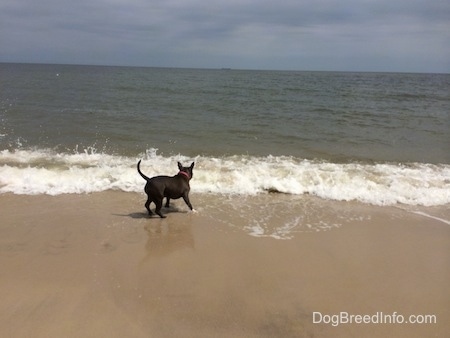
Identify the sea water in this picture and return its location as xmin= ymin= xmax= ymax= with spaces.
xmin=1 ymin=63 xmax=449 ymax=207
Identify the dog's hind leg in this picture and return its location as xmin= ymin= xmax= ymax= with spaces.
xmin=165 ymin=198 xmax=170 ymax=208
xmin=155 ymin=199 xmax=166 ymax=218
xmin=145 ymin=197 xmax=153 ymax=216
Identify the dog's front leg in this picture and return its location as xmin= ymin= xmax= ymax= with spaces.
xmin=182 ymin=194 xmax=194 ymax=211
xmin=165 ymin=198 xmax=171 ymax=208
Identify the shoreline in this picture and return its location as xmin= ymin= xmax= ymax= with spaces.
xmin=1 ymin=192 xmax=449 ymax=337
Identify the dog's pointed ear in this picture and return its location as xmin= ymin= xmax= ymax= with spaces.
xmin=178 ymin=162 xmax=183 ymax=170
xmin=190 ymin=162 xmax=195 ymax=169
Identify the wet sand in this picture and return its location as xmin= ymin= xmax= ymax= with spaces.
xmin=0 ymin=192 xmax=449 ymax=337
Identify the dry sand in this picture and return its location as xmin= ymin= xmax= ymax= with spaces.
xmin=0 ymin=192 xmax=449 ymax=337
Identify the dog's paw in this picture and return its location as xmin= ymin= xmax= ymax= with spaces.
xmin=190 ymin=209 xmax=198 ymax=214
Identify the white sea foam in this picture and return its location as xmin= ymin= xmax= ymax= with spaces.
xmin=410 ymin=211 xmax=450 ymax=225
xmin=0 ymin=148 xmax=449 ymax=206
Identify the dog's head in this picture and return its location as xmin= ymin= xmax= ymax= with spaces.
xmin=178 ymin=162 xmax=195 ymax=180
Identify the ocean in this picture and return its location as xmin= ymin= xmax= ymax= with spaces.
xmin=1 ymin=63 xmax=449 ymax=207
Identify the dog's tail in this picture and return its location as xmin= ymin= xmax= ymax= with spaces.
xmin=137 ymin=160 xmax=151 ymax=181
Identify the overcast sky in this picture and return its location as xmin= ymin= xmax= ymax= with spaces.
xmin=1 ymin=0 xmax=449 ymax=73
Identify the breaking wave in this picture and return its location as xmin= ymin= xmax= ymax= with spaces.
xmin=0 ymin=148 xmax=449 ymax=206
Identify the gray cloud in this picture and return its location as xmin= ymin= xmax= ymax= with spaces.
xmin=1 ymin=0 xmax=449 ymax=72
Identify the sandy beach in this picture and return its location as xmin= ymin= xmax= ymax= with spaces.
xmin=0 ymin=192 xmax=449 ymax=337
